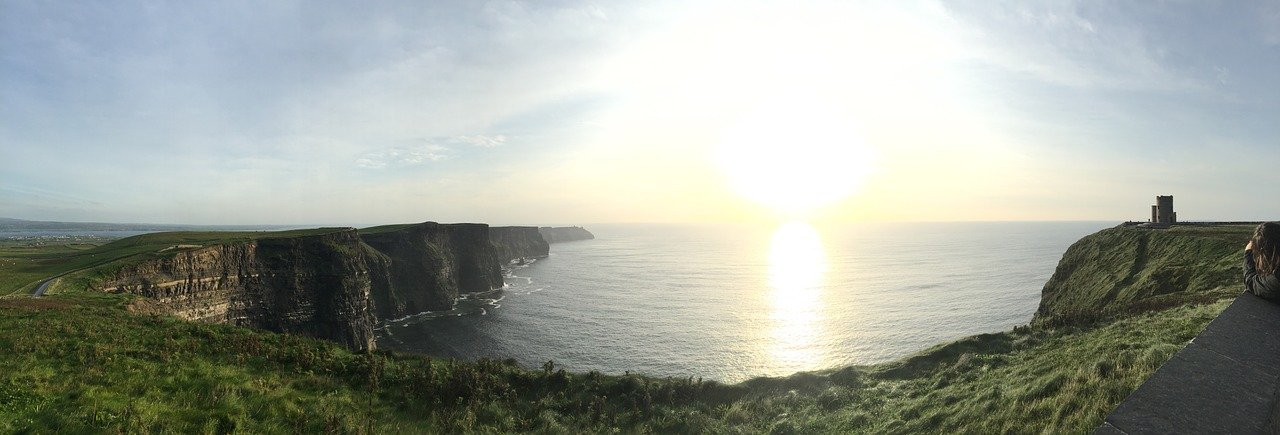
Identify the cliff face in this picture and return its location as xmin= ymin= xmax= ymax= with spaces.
xmin=94 ymin=229 xmax=378 ymax=351
xmin=360 ymin=222 xmax=504 ymax=320
xmin=490 ymin=226 xmax=550 ymax=262
xmin=539 ymin=226 xmax=595 ymax=243
xmin=1035 ymin=225 xmax=1250 ymax=324
xmin=79 ymin=221 xmax=577 ymax=350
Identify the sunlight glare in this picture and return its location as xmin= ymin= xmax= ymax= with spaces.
xmin=766 ymin=221 xmax=828 ymax=370
xmin=717 ymin=98 xmax=876 ymax=217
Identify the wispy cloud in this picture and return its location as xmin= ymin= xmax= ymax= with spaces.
xmin=452 ymin=134 xmax=507 ymax=148
xmin=353 ymin=133 xmax=511 ymax=169
xmin=356 ymin=144 xmax=450 ymax=169
xmin=941 ymin=2 xmax=1211 ymax=92
xmin=1262 ymin=3 xmax=1280 ymax=45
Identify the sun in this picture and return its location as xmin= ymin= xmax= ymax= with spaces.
xmin=715 ymin=96 xmax=876 ymax=217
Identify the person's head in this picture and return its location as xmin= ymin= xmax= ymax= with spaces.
xmin=1252 ymin=222 xmax=1280 ymax=276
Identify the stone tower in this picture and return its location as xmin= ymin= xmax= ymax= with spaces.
xmin=1152 ymin=195 xmax=1176 ymax=224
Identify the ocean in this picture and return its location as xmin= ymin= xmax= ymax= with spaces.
xmin=378 ymin=221 xmax=1111 ymax=383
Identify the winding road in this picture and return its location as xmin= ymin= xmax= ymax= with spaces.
xmin=33 ymin=277 xmax=55 ymax=296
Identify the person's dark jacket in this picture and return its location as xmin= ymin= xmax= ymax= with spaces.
xmin=1244 ymin=250 xmax=1280 ymax=301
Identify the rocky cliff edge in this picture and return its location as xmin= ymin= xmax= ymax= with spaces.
xmin=70 ymin=222 xmax=577 ymax=350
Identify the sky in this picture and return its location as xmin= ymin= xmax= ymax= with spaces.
xmin=2 ymin=0 xmax=1279 ymax=225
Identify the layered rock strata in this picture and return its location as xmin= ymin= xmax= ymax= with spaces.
xmin=360 ymin=222 xmax=505 ymax=320
xmin=89 ymin=222 xmax=590 ymax=351
xmin=94 ymin=229 xmax=379 ymax=351
xmin=489 ymin=226 xmax=550 ymax=262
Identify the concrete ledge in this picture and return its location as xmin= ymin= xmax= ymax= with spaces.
xmin=1098 ymin=293 xmax=1280 ymax=434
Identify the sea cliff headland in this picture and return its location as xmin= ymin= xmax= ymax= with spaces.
xmin=14 ymin=222 xmax=583 ymax=352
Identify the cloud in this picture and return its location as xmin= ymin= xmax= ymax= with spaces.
xmin=1262 ymin=3 xmax=1280 ymax=45
xmin=356 ymin=144 xmax=450 ymax=169
xmin=4 ymin=1 xmax=1280 ymax=223
xmin=940 ymin=1 xmax=1210 ymax=92
xmin=353 ymin=133 xmax=510 ymax=169
xmin=451 ymin=134 xmax=507 ymax=147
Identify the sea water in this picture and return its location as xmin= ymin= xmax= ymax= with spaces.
xmin=379 ymin=221 xmax=1110 ymax=383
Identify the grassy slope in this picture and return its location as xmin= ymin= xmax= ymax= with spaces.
xmin=0 ymin=294 xmax=1225 ymax=433
xmin=0 ymin=229 xmax=347 ymax=296
xmin=0 ymin=241 xmax=101 ymax=297
xmin=1036 ymin=225 xmax=1250 ymax=324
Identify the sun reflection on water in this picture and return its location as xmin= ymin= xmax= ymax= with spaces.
xmin=767 ymin=221 xmax=828 ymax=371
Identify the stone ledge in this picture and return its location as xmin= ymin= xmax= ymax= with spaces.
xmin=1098 ymin=293 xmax=1280 ymax=434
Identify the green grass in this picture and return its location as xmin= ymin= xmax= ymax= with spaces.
xmin=1036 ymin=224 xmax=1251 ymax=324
xmin=0 ymin=240 xmax=104 ymax=297
xmin=0 ymin=293 xmax=1229 ymax=433
xmin=358 ymin=224 xmax=419 ymax=235
xmin=0 ymin=294 xmax=745 ymax=433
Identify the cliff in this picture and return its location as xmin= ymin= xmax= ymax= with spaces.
xmin=85 ymin=228 xmax=379 ymax=350
xmin=490 ymin=226 xmax=550 ymax=261
xmin=1035 ymin=224 xmax=1251 ymax=324
xmin=359 ymin=222 xmax=504 ymax=320
xmin=58 ymin=221 xmax=567 ymax=350
xmin=539 ymin=226 xmax=595 ymax=243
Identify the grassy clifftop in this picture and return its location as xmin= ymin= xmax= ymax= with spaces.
xmin=1036 ymin=225 xmax=1250 ymax=325
xmin=0 ymin=294 xmax=1226 ymax=433
xmin=0 ymin=229 xmax=349 ymax=296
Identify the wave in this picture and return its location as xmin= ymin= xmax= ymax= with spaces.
xmin=379 ymin=257 xmax=547 ymax=329
xmin=382 ymin=288 xmax=521 ymax=327
xmin=504 ymin=286 xmax=544 ymax=296
xmin=505 ymin=275 xmax=533 ymax=284
xmin=503 ymin=257 xmax=538 ymax=271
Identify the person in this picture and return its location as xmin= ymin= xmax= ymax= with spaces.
xmin=1244 ymin=222 xmax=1280 ymax=301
